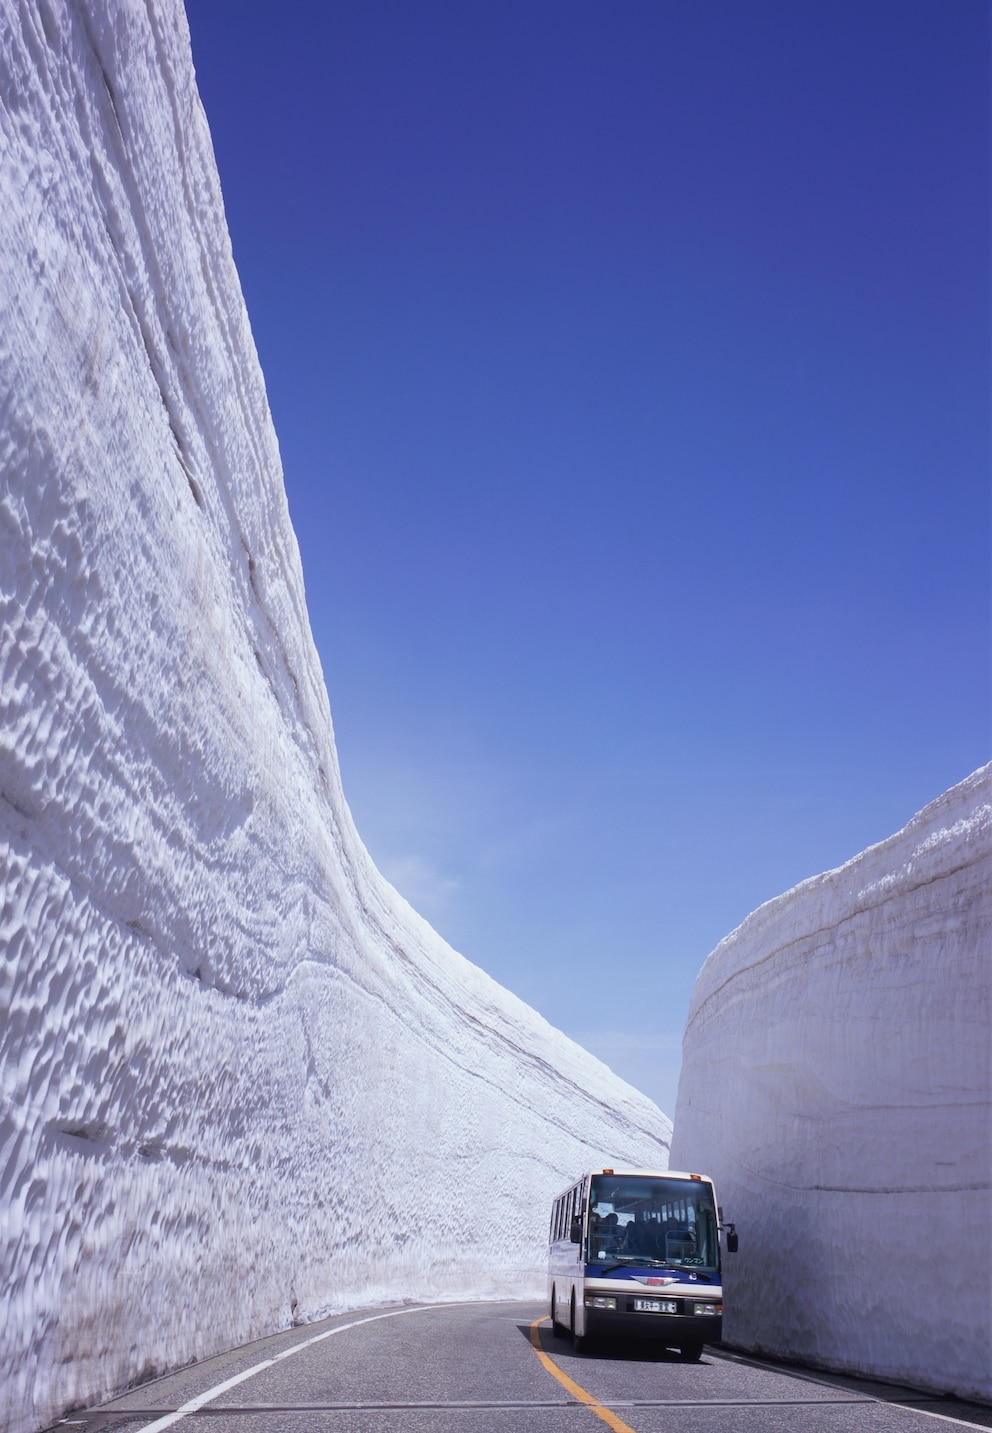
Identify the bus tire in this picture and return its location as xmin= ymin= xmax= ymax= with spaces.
xmin=570 ymin=1292 xmax=586 ymax=1353
xmin=679 ymin=1339 xmax=704 ymax=1362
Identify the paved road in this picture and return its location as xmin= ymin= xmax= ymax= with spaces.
xmin=58 ymin=1301 xmax=992 ymax=1433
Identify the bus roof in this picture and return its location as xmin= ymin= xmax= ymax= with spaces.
xmin=552 ymin=1169 xmax=715 ymax=1200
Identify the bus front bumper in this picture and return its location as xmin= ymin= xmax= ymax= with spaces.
xmin=582 ymin=1299 xmax=722 ymax=1346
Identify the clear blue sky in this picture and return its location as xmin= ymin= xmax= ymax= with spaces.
xmin=184 ymin=0 xmax=989 ymax=1117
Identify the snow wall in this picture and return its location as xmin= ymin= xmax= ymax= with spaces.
xmin=0 ymin=4 xmax=672 ymax=1430
xmin=671 ymin=765 xmax=992 ymax=1402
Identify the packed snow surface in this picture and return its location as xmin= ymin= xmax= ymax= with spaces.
xmin=671 ymin=765 xmax=991 ymax=1401
xmin=0 ymin=4 xmax=671 ymax=1430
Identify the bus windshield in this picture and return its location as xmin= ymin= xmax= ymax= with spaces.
xmin=588 ymin=1174 xmax=719 ymax=1271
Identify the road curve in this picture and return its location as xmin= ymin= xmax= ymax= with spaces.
xmin=54 ymin=1301 xmax=992 ymax=1433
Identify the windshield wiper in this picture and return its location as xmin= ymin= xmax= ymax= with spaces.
xmin=596 ymin=1258 xmax=676 ymax=1275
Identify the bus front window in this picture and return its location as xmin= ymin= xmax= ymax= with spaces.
xmin=588 ymin=1175 xmax=720 ymax=1271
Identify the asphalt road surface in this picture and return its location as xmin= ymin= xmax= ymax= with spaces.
xmin=54 ymin=1301 xmax=992 ymax=1433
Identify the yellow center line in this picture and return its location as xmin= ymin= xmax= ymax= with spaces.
xmin=528 ymin=1317 xmax=640 ymax=1433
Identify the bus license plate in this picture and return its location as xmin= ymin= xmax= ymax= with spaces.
xmin=633 ymin=1298 xmax=677 ymax=1314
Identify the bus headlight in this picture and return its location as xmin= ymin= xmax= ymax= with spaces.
xmin=693 ymin=1302 xmax=722 ymax=1316
xmin=585 ymin=1295 xmax=617 ymax=1310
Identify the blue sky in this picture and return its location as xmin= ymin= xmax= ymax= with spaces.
xmin=184 ymin=0 xmax=989 ymax=1117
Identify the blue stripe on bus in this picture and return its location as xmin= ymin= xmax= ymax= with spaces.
xmin=584 ymin=1265 xmax=716 ymax=1283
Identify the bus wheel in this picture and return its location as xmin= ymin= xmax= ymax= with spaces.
xmin=570 ymin=1292 xmax=585 ymax=1353
xmin=551 ymin=1286 xmax=567 ymax=1337
xmin=679 ymin=1339 xmax=704 ymax=1362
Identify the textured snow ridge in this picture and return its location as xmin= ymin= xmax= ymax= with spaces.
xmin=671 ymin=765 xmax=992 ymax=1401
xmin=0 ymin=5 xmax=671 ymax=1431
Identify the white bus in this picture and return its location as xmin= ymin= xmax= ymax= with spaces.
xmin=548 ymin=1167 xmax=737 ymax=1359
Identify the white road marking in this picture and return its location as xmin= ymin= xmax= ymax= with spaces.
xmin=712 ymin=1348 xmax=989 ymax=1430
xmin=129 ymin=1303 xmax=446 ymax=1433
xmin=886 ymin=1406 xmax=992 ymax=1431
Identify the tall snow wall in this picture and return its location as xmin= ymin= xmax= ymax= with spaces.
xmin=671 ymin=765 xmax=991 ymax=1402
xmin=0 ymin=4 xmax=672 ymax=1431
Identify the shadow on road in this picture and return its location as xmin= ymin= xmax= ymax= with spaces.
xmin=517 ymin=1321 xmax=714 ymax=1364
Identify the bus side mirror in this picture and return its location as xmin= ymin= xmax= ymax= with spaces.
xmin=727 ymin=1231 xmax=738 ymax=1253
xmin=569 ymin=1216 xmax=583 ymax=1243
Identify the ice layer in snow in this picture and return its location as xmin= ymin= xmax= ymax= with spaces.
xmin=671 ymin=765 xmax=991 ymax=1401
xmin=0 ymin=4 xmax=672 ymax=1431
